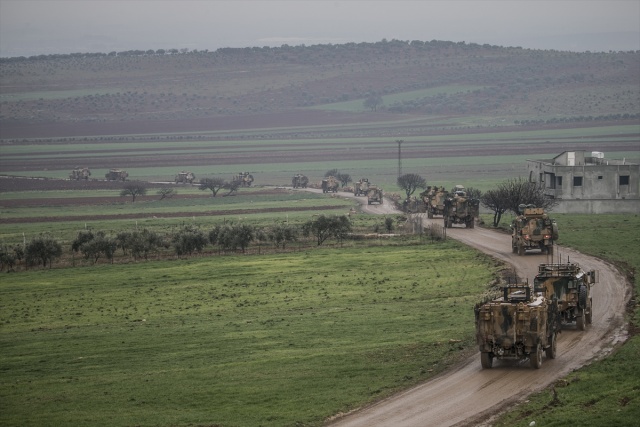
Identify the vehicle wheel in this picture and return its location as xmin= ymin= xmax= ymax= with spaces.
xmin=576 ymin=309 xmax=586 ymax=331
xmin=468 ymin=219 xmax=475 ymax=229
xmin=530 ymin=343 xmax=543 ymax=369
xmin=545 ymin=332 xmax=557 ymax=359
xmin=480 ymin=352 xmax=493 ymax=369
xmin=578 ymin=285 xmax=588 ymax=309
xmin=428 ymin=211 xmax=433 ymax=219
xmin=586 ymin=299 xmax=593 ymax=324
xmin=518 ymin=245 xmax=525 ymax=256
xmin=548 ymin=245 xmax=554 ymax=255
xmin=512 ymin=244 xmax=517 ymax=254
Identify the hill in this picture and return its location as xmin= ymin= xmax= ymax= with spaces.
xmin=1 ymin=40 xmax=638 ymax=140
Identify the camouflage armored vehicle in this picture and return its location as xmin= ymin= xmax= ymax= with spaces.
xmin=233 ymin=172 xmax=254 ymax=187
xmin=443 ymin=185 xmax=479 ymax=228
xmin=69 ymin=167 xmax=91 ymax=180
xmin=353 ymin=178 xmax=369 ymax=196
xmin=321 ymin=176 xmax=339 ymax=193
xmin=105 ymin=169 xmax=128 ymax=181
xmin=534 ymin=262 xmax=597 ymax=330
xmin=475 ymin=283 xmax=561 ymax=369
xmin=367 ymin=185 xmax=383 ymax=205
xmin=421 ymin=185 xmax=448 ymax=218
xmin=511 ymin=205 xmax=559 ymax=256
xmin=292 ymin=174 xmax=309 ymax=188
xmin=175 ymin=171 xmax=195 ymax=184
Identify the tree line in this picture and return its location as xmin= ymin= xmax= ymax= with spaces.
xmin=0 ymin=214 xmax=361 ymax=272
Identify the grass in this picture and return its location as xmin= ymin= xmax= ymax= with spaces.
xmin=0 ymin=241 xmax=501 ymax=427
xmin=491 ymin=213 xmax=640 ymax=427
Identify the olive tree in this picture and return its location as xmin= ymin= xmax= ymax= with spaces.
xmin=397 ymin=173 xmax=426 ymax=199
xmin=120 ymin=183 xmax=147 ymax=202
xmin=25 ymin=234 xmax=62 ymax=269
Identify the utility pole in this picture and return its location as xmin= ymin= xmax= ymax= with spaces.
xmin=396 ymin=139 xmax=404 ymax=178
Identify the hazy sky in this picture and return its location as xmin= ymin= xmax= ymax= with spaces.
xmin=1 ymin=0 xmax=639 ymax=57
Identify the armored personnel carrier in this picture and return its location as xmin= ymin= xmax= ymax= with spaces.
xmin=511 ymin=205 xmax=559 ymax=256
xmin=443 ymin=185 xmax=479 ymax=228
xmin=105 ymin=169 xmax=128 ymax=181
xmin=233 ymin=172 xmax=254 ymax=187
xmin=367 ymin=185 xmax=383 ymax=205
xmin=353 ymin=178 xmax=369 ymax=196
xmin=292 ymin=174 xmax=309 ymax=188
xmin=475 ymin=283 xmax=560 ymax=369
xmin=175 ymin=171 xmax=195 ymax=184
xmin=421 ymin=185 xmax=448 ymax=218
xmin=69 ymin=167 xmax=91 ymax=180
xmin=534 ymin=262 xmax=596 ymax=330
xmin=321 ymin=176 xmax=339 ymax=193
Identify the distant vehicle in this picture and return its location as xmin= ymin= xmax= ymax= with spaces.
xmin=421 ymin=185 xmax=448 ymax=218
xmin=475 ymin=283 xmax=560 ymax=369
xmin=534 ymin=262 xmax=597 ymax=330
xmin=321 ymin=176 xmax=339 ymax=193
xmin=233 ymin=172 xmax=254 ymax=187
xmin=69 ymin=167 xmax=91 ymax=181
xmin=443 ymin=185 xmax=479 ymax=228
xmin=175 ymin=171 xmax=196 ymax=184
xmin=367 ymin=185 xmax=383 ymax=205
xmin=292 ymin=174 xmax=309 ymax=188
xmin=353 ymin=178 xmax=369 ymax=196
xmin=511 ymin=205 xmax=559 ymax=256
xmin=105 ymin=169 xmax=128 ymax=181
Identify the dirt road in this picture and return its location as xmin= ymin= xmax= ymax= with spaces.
xmin=321 ymin=191 xmax=629 ymax=427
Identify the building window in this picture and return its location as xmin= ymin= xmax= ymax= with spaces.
xmin=598 ymin=175 xmax=603 ymax=180
xmin=620 ymin=175 xmax=630 ymax=186
xmin=573 ymin=176 xmax=583 ymax=187
xmin=557 ymin=176 xmax=563 ymax=186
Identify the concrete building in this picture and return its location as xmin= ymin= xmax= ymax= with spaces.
xmin=527 ymin=151 xmax=640 ymax=214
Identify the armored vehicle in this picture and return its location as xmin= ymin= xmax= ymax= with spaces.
xmin=367 ymin=185 xmax=383 ymax=205
xmin=534 ymin=262 xmax=596 ymax=330
xmin=511 ymin=205 xmax=559 ymax=256
xmin=475 ymin=284 xmax=560 ymax=369
xmin=321 ymin=176 xmax=339 ymax=193
xmin=233 ymin=172 xmax=254 ymax=187
xmin=105 ymin=169 xmax=128 ymax=181
xmin=443 ymin=185 xmax=479 ymax=228
xmin=175 ymin=171 xmax=195 ymax=184
xmin=292 ymin=174 xmax=309 ymax=188
xmin=69 ymin=167 xmax=91 ymax=180
xmin=353 ymin=178 xmax=369 ymax=196
xmin=421 ymin=185 xmax=448 ymax=218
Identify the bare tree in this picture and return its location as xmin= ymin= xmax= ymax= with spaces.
xmin=481 ymin=188 xmax=510 ymax=227
xmin=157 ymin=187 xmax=176 ymax=200
xmin=120 ymin=183 xmax=147 ymax=202
xmin=198 ymin=177 xmax=226 ymax=197
xmin=397 ymin=173 xmax=427 ymax=199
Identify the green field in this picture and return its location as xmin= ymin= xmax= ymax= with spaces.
xmin=0 ymin=241 xmax=499 ymax=427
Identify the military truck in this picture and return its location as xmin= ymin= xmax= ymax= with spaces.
xmin=321 ymin=176 xmax=339 ymax=193
xmin=475 ymin=283 xmax=561 ymax=369
xmin=292 ymin=174 xmax=309 ymax=188
xmin=421 ymin=185 xmax=448 ymax=218
xmin=233 ymin=172 xmax=254 ymax=187
xmin=367 ymin=185 xmax=383 ymax=205
xmin=69 ymin=167 xmax=91 ymax=180
xmin=511 ymin=205 xmax=559 ymax=256
xmin=353 ymin=178 xmax=369 ymax=196
xmin=105 ymin=169 xmax=128 ymax=181
xmin=534 ymin=262 xmax=597 ymax=330
xmin=175 ymin=171 xmax=195 ymax=184
xmin=443 ymin=185 xmax=479 ymax=228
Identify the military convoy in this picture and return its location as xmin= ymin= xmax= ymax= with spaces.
xmin=443 ymin=185 xmax=479 ymax=228
xmin=511 ymin=205 xmax=559 ymax=256
xmin=366 ymin=185 xmax=384 ymax=205
xmin=292 ymin=174 xmax=309 ymax=188
xmin=232 ymin=172 xmax=254 ymax=187
xmin=475 ymin=283 xmax=561 ymax=369
xmin=69 ymin=167 xmax=91 ymax=180
xmin=534 ymin=262 xmax=596 ymax=330
xmin=353 ymin=178 xmax=370 ymax=196
xmin=175 ymin=171 xmax=196 ymax=184
xmin=105 ymin=169 xmax=128 ymax=181
xmin=421 ymin=185 xmax=448 ymax=218
xmin=321 ymin=176 xmax=339 ymax=193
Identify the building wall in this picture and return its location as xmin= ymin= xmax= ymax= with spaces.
xmin=550 ymin=199 xmax=640 ymax=214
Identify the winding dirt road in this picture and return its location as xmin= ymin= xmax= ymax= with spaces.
xmin=319 ymin=190 xmax=630 ymax=427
